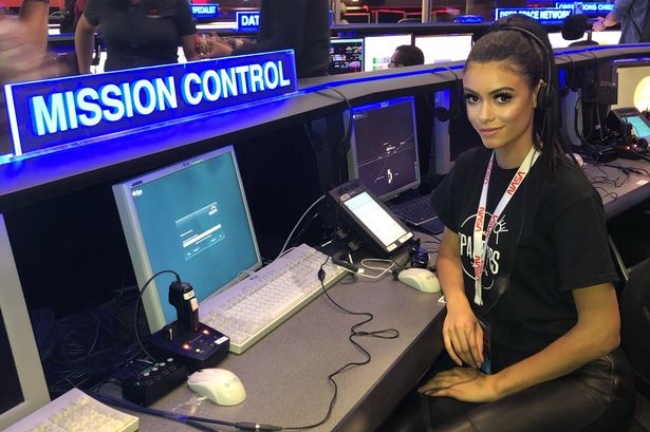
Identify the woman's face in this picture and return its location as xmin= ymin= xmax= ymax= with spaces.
xmin=463 ymin=61 xmax=537 ymax=157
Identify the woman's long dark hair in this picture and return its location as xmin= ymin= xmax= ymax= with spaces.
xmin=465 ymin=15 xmax=569 ymax=178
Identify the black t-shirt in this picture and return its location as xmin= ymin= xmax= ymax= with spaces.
xmin=234 ymin=0 xmax=330 ymax=78
xmin=432 ymin=147 xmax=618 ymax=372
xmin=84 ymin=0 xmax=195 ymax=72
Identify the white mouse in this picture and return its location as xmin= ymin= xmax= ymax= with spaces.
xmin=397 ymin=268 xmax=441 ymax=293
xmin=187 ymin=368 xmax=247 ymax=406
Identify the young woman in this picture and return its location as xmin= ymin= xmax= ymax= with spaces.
xmin=419 ymin=15 xmax=636 ymax=431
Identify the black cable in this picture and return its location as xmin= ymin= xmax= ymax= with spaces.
xmin=133 ymin=269 xmax=182 ymax=361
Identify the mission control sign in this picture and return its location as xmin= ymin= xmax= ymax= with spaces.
xmin=3 ymin=50 xmax=297 ymax=157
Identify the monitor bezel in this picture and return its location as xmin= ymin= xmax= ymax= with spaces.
xmin=112 ymin=145 xmax=263 ymax=333
xmin=0 ymin=215 xmax=50 ymax=430
xmin=348 ymin=95 xmax=422 ymax=201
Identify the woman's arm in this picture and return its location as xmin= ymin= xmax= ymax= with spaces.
xmin=181 ymin=34 xmax=200 ymax=62
xmin=74 ymin=14 xmax=98 ymax=74
xmin=420 ymin=282 xmax=620 ymax=402
xmin=437 ymin=227 xmax=484 ymax=369
xmin=18 ymin=0 xmax=50 ymax=51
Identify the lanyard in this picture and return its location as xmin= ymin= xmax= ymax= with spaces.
xmin=472 ymin=146 xmax=540 ymax=306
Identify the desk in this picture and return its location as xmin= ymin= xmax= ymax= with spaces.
xmin=582 ymin=159 xmax=650 ymax=219
xmin=136 ymin=265 xmax=446 ymax=431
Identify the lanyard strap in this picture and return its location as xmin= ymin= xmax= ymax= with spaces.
xmin=472 ymin=146 xmax=540 ymax=306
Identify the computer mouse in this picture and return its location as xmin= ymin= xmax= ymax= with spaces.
xmin=397 ymin=268 xmax=441 ymax=293
xmin=187 ymin=368 xmax=247 ymax=406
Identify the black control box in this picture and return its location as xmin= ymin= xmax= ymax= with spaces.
xmin=146 ymin=321 xmax=230 ymax=372
xmin=121 ymin=358 xmax=187 ymax=406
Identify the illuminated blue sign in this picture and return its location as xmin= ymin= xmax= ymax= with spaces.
xmin=495 ymin=7 xmax=572 ymax=24
xmin=3 ymin=50 xmax=297 ymax=158
xmin=191 ymin=3 xmax=219 ymax=20
xmin=237 ymin=11 xmax=260 ymax=32
xmin=559 ymin=2 xmax=613 ymax=15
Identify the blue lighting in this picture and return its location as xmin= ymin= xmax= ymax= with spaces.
xmin=236 ymin=11 xmax=260 ymax=32
xmin=3 ymin=50 xmax=297 ymax=162
xmin=495 ymin=7 xmax=572 ymax=25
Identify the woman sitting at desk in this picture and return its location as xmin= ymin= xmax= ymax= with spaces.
xmin=407 ymin=14 xmax=636 ymax=432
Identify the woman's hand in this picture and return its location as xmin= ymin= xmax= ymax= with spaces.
xmin=443 ymin=306 xmax=484 ymax=369
xmin=418 ymin=367 xmax=499 ymax=403
xmin=1 ymin=15 xmax=64 ymax=83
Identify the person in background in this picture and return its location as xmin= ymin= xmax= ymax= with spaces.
xmin=592 ymin=0 xmax=649 ymax=43
xmin=388 ymin=45 xmax=425 ymax=68
xmin=1 ymin=0 xmax=62 ymax=153
xmin=381 ymin=14 xmax=636 ymax=432
xmin=75 ymin=0 xmax=200 ymax=73
xmin=1 ymin=0 xmax=53 ymax=83
xmin=208 ymin=0 xmax=330 ymax=79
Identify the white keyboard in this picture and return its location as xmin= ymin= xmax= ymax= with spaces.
xmin=201 ymin=244 xmax=347 ymax=354
xmin=4 ymin=388 xmax=139 ymax=432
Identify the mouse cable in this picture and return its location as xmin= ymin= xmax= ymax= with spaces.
xmin=89 ymin=390 xmax=284 ymax=432
xmin=287 ymin=274 xmax=399 ymax=431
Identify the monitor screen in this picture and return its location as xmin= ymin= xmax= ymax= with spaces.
xmin=0 ymin=215 xmax=50 ymax=430
xmin=548 ymin=30 xmax=621 ymax=49
xmin=414 ymin=34 xmax=473 ymax=64
xmin=363 ymin=34 xmax=413 ymax=71
xmin=348 ymin=96 xmax=420 ymax=200
xmin=611 ymin=60 xmax=650 ymax=113
xmin=113 ymin=145 xmax=262 ymax=333
xmin=623 ymin=112 xmax=650 ymax=141
xmin=329 ymin=37 xmax=364 ymax=75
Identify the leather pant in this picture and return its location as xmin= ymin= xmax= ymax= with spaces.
xmin=380 ymin=348 xmax=636 ymax=432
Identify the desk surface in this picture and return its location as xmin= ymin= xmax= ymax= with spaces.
xmin=582 ymin=158 xmax=650 ymax=219
xmin=127 ymin=264 xmax=445 ymax=431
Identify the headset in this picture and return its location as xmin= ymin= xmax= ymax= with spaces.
xmin=485 ymin=25 xmax=555 ymax=110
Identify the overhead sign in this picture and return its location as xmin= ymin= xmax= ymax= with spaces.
xmin=495 ymin=7 xmax=572 ymax=24
xmin=191 ymin=3 xmax=219 ymax=21
xmin=3 ymin=50 xmax=297 ymax=159
xmin=236 ymin=11 xmax=261 ymax=32
xmin=555 ymin=2 xmax=613 ymax=15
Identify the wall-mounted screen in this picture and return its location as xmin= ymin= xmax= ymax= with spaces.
xmin=363 ymin=34 xmax=412 ymax=71
xmin=414 ymin=34 xmax=473 ymax=64
xmin=329 ymin=37 xmax=364 ymax=75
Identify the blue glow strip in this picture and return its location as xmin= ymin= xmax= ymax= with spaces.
xmin=191 ymin=4 xmax=219 ymax=20
xmin=495 ymin=7 xmax=572 ymax=24
xmin=236 ymin=11 xmax=260 ymax=32
xmin=4 ymin=50 xmax=297 ymax=158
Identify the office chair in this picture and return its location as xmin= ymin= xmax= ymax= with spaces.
xmin=620 ymin=258 xmax=650 ymax=399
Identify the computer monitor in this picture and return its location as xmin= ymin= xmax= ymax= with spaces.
xmin=113 ymin=145 xmax=262 ymax=333
xmin=611 ymin=59 xmax=650 ymax=113
xmin=414 ymin=34 xmax=473 ymax=64
xmin=329 ymin=37 xmax=364 ymax=75
xmin=548 ymin=30 xmax=621 ymax=49
xmin=0 ymin=215 xmax=50 ymax=430
xmin=363 ymin=34 xmax=413 ymax=72
xmin=348 ymin=95 xmax=421 ymax=200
